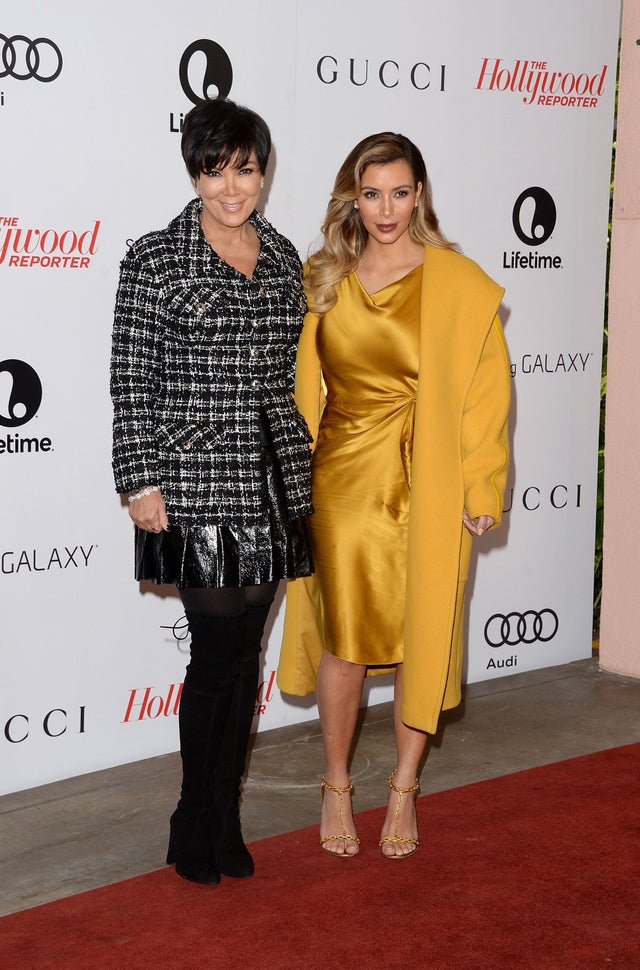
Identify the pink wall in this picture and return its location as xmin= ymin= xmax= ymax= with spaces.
xmin=599 ymin=0 xmax=640 ymax=677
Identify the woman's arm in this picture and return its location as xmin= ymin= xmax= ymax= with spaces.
xmin=461 ymin=315 xmax=511 ymax=528
xmin=110 ymin=247 xmax=163 ymax=497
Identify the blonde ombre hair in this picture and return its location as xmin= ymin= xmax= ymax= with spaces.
xmin=305 ymin=132 xmax=458 ymax=314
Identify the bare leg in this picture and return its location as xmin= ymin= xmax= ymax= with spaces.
xmin=316 ymin=649 xmax=366 ymax=856
xmin=379 ymin=662 xmax=428 ymax=857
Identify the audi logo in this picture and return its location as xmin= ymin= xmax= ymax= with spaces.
xmin=484 ymin=609 xmax=559 ymax=647
xmin=0 ymin=34 xmax=63 ymax=82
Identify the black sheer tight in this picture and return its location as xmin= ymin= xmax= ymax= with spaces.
xmin=179 ymin=581 xmax=279 ymax=618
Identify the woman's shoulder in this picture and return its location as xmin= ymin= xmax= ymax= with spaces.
xmin=253 ymin=211 xmax=301 ymax=265
xmin=424 ymin=245 xmax=502 ymax=296
xmin=122 ymin=201 xmax=198 ymax=271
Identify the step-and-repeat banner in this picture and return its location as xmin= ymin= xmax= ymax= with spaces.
xmin=1 ymin=1 xmax=619 ymax=793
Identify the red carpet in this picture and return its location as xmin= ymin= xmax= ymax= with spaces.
xmin=3 ymin=744 xmax=639 ymax=969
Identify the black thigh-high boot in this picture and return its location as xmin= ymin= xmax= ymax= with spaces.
xmin=166 ymin=610 xmax=246 ymax=885
xmin=213 ymin=602 xmax=271 ymax=878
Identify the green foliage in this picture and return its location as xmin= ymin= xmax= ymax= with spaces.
xmin=593 ymin=58 xmax=618 ymax=639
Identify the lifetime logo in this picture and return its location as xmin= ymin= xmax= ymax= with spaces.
xmin=503 ymin=187 xmax=563 ymax=273
xmin=0 ymin=34 xmax=62 ymax=82
xmin=170 ymin=38 xmax=232 ymax=131
xmin=0 ymin=358 xmax=53 ymax=455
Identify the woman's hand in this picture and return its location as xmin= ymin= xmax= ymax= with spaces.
xmin=128 ymin=488 xmax=170 ymax=533
xmin=462 ymin=511 xmax=494 ymax=536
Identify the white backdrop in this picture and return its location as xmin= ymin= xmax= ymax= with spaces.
xmin=1 ymin=0 xmax=619 ymax=794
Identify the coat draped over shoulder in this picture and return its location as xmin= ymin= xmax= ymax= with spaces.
xmin=277 ymin=245 xmax=510 ymax=734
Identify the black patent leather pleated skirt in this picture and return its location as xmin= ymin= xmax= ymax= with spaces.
xmin=134 ymin=437 xmax=313 ymax=589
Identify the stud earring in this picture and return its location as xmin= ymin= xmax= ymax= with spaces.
xmin=354 ymin=202 xmax=359 ymax=210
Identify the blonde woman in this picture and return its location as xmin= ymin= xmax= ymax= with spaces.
xmin=278 ymin=132 xmax=510 ymax=859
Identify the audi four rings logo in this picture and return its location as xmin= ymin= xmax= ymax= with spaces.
xmin=179 ymin=39 xmax=232 ymax=104
xmin=0 ymin=34 xmax=63 ymax=82
xmin=512 ymin=187 xmax=556 ymax=246
xmin=484 ymin=609 xmax=559 ymax=647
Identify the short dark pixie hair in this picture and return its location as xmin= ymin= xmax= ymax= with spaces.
xmin=181 ymin=99 xmax=271 ymax=178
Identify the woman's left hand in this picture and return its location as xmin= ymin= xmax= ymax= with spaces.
xmin=462 ymin=511 xmax=494 ymax=536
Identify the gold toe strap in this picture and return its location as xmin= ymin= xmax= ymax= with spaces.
xmin=320 ymin=777 xmax=360 ymax=846
xmin=320 ymin=833 xmax=361 ymax=846
xmin=379 ymin=835 xmax=420 ymax=847
xmin=380 ymin=768 xmax=420 ymax=854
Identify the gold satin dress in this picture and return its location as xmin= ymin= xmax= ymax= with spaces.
xmin=311 ymin=265 xmax=421 ymax=666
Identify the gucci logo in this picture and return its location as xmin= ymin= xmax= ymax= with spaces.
xmin=484 ymin=609 xmax=559 ymax=647
xmin=0 ymin=34 xmax=63 ymax=82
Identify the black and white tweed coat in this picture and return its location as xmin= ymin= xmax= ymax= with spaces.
xmin=110 ymin=199 xmax=313 ymax=527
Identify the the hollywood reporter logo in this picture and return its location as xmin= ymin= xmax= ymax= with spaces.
xmin=170 ymin=39 xmax=233 ymax=133
xmin=0 ymin=215 xmax=100 ymax=268
xmin=123 ymin=674 xmax=276 ymax=722
xmin=128 ymin=612 xmax=278 ymax=723
xmin=476 ymin=57 xmax=607 ymax=108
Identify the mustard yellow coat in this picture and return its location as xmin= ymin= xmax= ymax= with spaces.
xmin=277 ymin=245 xmax=511 ymax=733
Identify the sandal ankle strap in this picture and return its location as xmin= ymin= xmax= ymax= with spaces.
xmin=321 ymin=776 xmax=354 ymax=795
xmin=387 ymin=768 xmax=420 ymax=795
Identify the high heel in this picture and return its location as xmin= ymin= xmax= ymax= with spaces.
xmin=166 ymin=611 xmax=246 ymax=886
xmin=320 ymin=777 xmax=361 ymax=857
xmin=213 ymin=803 xmax=254 ymax=878
xmin=167 ymin=808 xmax=220 ymax=885
xmin=379 ymin=769 xmax=420 ymax=859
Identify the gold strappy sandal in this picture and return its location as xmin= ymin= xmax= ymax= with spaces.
xmin=320 ymin=777 xmax=361 ymax=858
xmin=379 ymin=769 xmax=420 ymax=859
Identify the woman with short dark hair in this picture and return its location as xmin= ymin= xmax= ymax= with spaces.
xmin=111 ymin=98 xmax=313 ymax=886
